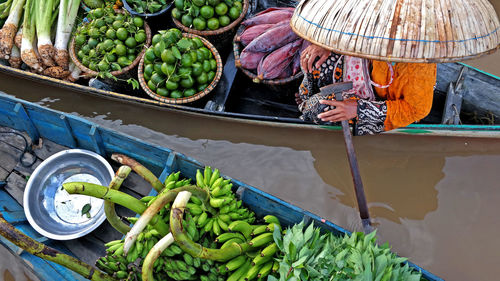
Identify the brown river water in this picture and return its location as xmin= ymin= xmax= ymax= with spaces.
xmin=1 ymin=2 xmax=500 ymax=280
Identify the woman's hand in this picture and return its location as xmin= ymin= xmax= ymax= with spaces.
xmin=318 ymin=99 xmax=358 ymax=122
xmin=300 ymin=44 xmax=331 ymax=73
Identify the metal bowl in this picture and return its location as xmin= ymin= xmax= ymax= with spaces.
xmin=24 ymin=149 xmax=114 ymax=240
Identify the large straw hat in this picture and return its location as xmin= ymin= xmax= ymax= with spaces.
xmin=290 ymin=0 xmax=500 ymax=63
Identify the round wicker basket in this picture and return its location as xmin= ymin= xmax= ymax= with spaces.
xmin=138 ymin=33 xmax=223 ymax=105
xmin=69 ymin=11 xmax=152 ymax=79
xmin=233 ymin=26 xmax=303 ymax=88
xmin=172 ymin=0 xmax=249 ymax=49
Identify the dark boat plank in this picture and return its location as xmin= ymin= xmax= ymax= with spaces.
xmin=34 ymin=139 xmax=67 ymax=160
xmin=111 ymin=163 xmax=154 ymax=198
xmin=0 ymin=166 xmax=9 ymax=181
xmin=5 ymin=172 xmax=26 ymax=207
xmin=62 ymin=236 xmax=106 ymax=266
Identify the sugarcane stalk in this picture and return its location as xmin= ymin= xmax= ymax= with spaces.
xmin=0 ymin=213 xmax=116 ymax=281
xmin=170 ymin=191 xmax=248 ymax=261
xmin=105 ymin=165 xmax=132 ymax=235
xmin=142 ymin=233 xmax=174 ymax=281
xmin=111 ymin=154 xmax=165 ymax=192
xmin=62 ymin=182 xmax=169 ymax=235
xmin=123 ymin=185 xmax=210 ymax=255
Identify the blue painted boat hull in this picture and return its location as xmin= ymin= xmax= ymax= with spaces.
xmin=0 ymin=91 xmax=444 ymax=281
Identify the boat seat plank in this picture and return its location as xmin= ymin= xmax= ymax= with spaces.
xmin=62 ymin=236 xmax=105 ymax=269
xmin=4 ymin=172 xmax=27 ymax=207
xmin=0 ymin=166 xmax=9 ymax=181
xmin=0 ymin=141 xmax=23 ymax=174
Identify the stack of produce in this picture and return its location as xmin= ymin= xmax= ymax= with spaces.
xmin=124 ymin=0 xmax=169 ymax=14
xmin=0 ymin=0 xmax=82 ymax=80
xmin=142 ymin=28 xmax=218 ymax=99
xmin=73 ymin=7 xmax=148 ymax=76
xmin=236 ymin=7 xmax=308 ymax=82
xmin=171 ymin=0 xmax=244 ymax=31
xmin=61 ymin=154 xmax=425 ymax=281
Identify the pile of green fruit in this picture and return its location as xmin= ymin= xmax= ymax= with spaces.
xmin=142 ymin=28 xmax=218 ymax=98
xmin=74 ymin=7 xmax=147 ymax=73
xmin=171 ymin=0 xmax=244 ymax=31
xmin=125 ymin=0 xmax=170 ymax=14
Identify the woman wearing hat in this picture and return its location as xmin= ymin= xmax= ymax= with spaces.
xmin=296 ymin=43 xmax=437 ymax=135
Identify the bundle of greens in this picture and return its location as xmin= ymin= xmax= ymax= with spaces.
xmin=126 ymin=0 xmax=169 ymax=14
xmin=270 ymin=221 xmax=423 ymax=281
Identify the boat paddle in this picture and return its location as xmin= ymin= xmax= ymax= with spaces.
xmin=320 ymin=82 xmax=373 ymax=233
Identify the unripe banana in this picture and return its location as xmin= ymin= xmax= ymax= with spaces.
xmin=217 ymin=217 xmax=229 ymax=231
xmin=218 ymin=214 xmax=231 ymax=223
xmin=260 ymin=243 xmax=278 ymax=257
xmin=196 ymin=170 xmax=205 ymax=188
xmin=215 ymin=232 xmax=246 ymax=243
xmin=252 ymin=254 xmax=272 ymax=267
xmin=170 ymin=244 xmax=183 ymax=255
xmin=186 ymin=203 xmax=203 ymax=215
xmin=257 ymin=260 xmax=273 ymax=278
xmin=221 ymin=238 xmax=243 ymax=249
xmin=228 ymin=220 xmax=253 ymax=239
xmin=208 ymin=169 xmax=224 ymax=186
xmin=197 ymin=212 xmax=209 ymax=227
xmin=249 ymin=233 xmax=274 ymax=248
xmin=251 ymin=225 xmax=268 ymax=237
xmin=204 ymin=167 xmax=212 ymax=186
xmin=105 ymin=239 xmax=123 ymax=248
xmin=209 ymin=197 xmax=226 ymax=208
xmin=204 ymin=218 xmax=214 ymax=233
xmin=225 ymin=255 xmax=247 ymax=271
xmin=227 ymin=259 xmax=251 ymax=281
xmin=113 ymin=244 xmax=124 ymax=256
xmin=263 ymin=215 xmax=280 ymax=226
xmin=106 ymin=242 xmax=123 ymax=253
xmin=272 ymin=261 xmax=279 ymax=272
xmin=114 ymin=270 xmax=128 ymax=279
xmin=183 ymin=253 xmax=194 ymax=266
xmin=212 ymin=219 xmax=222 ymax=236
xmin=245 ymin=262 xmax=263 ymax=280
xmin=266 ymin=223 xmax=281 ymax=232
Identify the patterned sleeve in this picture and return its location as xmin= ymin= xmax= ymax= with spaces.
xmin=355 ymin=99 xmax=388 ymax=135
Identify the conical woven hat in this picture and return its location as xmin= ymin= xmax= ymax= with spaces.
xmin=290 ymin=0 xmax=500 ymax=63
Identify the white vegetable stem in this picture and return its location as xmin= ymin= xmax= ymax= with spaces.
xmin=0 ymin=0 xmax=26 ymax=58
xmin=20 ymin=0 xmax=42 ymax=72
xmin=35 ymin=0 xmax=56 ymax=67
xmin=142 ymin=233 xmax=175 ymax=281
xmin=54 ymin=0 xmax=80 ymax=69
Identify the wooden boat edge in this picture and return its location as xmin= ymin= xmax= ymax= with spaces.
xmin=0 ymin=91 xmax=444 ymax=280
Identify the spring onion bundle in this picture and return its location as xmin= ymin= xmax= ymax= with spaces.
xmin=0 ymin=0 xmax=25 ymax=58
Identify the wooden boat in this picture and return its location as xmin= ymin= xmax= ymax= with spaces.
xmin=0 ymin=93 xmax=444 ymax=280
xmin=0 ymin=1 xmax=499 ymax=138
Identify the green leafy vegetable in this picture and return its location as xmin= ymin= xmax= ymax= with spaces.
xmin=81 ymin=203 xmax=92 ymax=218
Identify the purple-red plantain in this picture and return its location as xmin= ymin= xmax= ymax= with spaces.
xmin=254 ymin=7 xmax=295 ymax=17
xmin=257 ymin=40 xmax=302 ymax=80
xmin=239 ymin=23 xmax=282 ymax=46
xmin=241 ymin=10 xmax=293 ymax=27
xmin=243 ymin=24 xmax=298 ymax=53
xmin=239 ymin=50 xmax=267 ymax=70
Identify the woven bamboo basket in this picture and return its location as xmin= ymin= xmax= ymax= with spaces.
xmin=233 ymin=26 xmax=304 ymax=93
xmin=172 ymin=0 xmax=249 ymax=50
xmin=137 ymin=33 xmax=223 ymax=105
xmin=290 ymin=0 xmax=500 ymax=63
xmin=69 ymin=11 xmax=152 ymax=80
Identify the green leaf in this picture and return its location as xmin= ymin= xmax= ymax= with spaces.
xmin=81 ymin=203 xmax=91 ymax=218
xmin=289 ymin=241 xmax=297 ymax=260
xmin=304 ymin=222 xmax=314 ymax=243
xmin=292 ymin=256 xmax=308 ymax=268
xmin=127 ymin=78 xmax=139 ymax=90
xmin=176 ymin=38 xmax=193 ymax=51
xmin=273 ymin=226 xmax=283 ymax=251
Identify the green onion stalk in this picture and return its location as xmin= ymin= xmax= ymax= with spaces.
xmin=123 ymin=185 xmax=210 ymax=255
xmin=54 ymin=0 xmax=80 ymax=69
xmin=142 ymin=233 xmax=174 ymax=281
xmin=20 ymin=0 xmax=43 ymax=71
xmin=14 ymin=26 xmax=21 ymax=48
xmin=35 ymin=0 xmax=57 ymax=66
xmin=111 ymin=153 xmax=165 ymax=193
xmin=66 ymin=61 xmax=82 ymax=81
xmin=170 ymin=191 xmax=251 ymax=262
xmin=104 ymin=165 xmax=133 ymax=235
xmin=0 ymin=213 xmax=117 ymax=281
xmin=62 ymin=181 xmax=169 ymax=235
xmin=0 ymin=0 xmax=25 ymax=59
xmin=8 ymin=44 xmax=20 ymax=67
